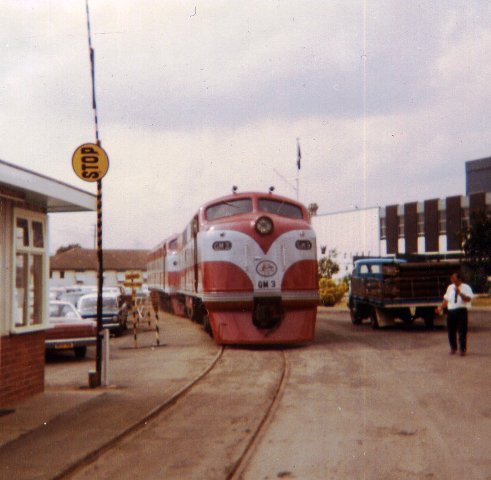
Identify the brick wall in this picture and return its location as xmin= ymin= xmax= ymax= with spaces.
xmin=0 ymin=331 xmax=45 ymax=407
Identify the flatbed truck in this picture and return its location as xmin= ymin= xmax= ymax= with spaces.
xmin=348 ymin=258 xmax=456 ymax=328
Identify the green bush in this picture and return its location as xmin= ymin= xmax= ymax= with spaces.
xmin=319 ymin=277 xmax=348 ymax=306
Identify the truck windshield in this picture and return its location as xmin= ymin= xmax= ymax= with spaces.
xmin=206 ymin=198 xmax=253 ymax=221
xmin=371 ymin=265 xmax=381 ymax=274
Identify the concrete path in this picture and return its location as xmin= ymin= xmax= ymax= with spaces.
xmin=0 ymin=313 xmax=219 ymax=480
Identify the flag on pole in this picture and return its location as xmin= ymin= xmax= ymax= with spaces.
xmin=296 ymin=139 xmax=301 ymax=170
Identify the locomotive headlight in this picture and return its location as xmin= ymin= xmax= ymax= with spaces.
xmin=255 ymin=216 xmax=274 ymax=235
xmin=295 ymin=239 xmax=312 ymax=250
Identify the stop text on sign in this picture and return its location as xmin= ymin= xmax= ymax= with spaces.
xmin=72 ymin=143 xmax=109 ymax=182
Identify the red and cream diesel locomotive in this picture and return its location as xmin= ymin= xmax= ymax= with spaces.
xmin=147 ymin=190 xmax=318 ymax=345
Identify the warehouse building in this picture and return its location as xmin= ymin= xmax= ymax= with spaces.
xmin=379 ymin=192 xmax=490 ymax=256
xmin=311 ymin=207 xmax=381 ymax=276
xmin=466 ymin=156 xmax=491 ymax=195
xmin=312 ymin=158 xmax=491 ymax=278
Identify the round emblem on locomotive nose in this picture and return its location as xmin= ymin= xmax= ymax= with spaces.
xmin=256 ymin=260 xmax=277 ymax=277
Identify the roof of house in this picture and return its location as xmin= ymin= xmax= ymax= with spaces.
xmin=50 ymin=247 xmax=149 ymax=271
xmin=0 ymin=159 xmax=96 ymax=212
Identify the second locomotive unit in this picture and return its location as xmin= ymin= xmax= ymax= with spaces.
xmin=147 ymin=190 xmax=318 ymax=345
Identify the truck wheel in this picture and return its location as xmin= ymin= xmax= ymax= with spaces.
xmin=349 ymin=307 xmax=362 ymax=325
xmin=402 ymin=316 xmax=415 ymax=325
xmin=370 ymin=309 xmax=380 ymax=329
xmin=401 ymin=308 xmax=414 ymax=325
xmin=423 ymin=313 xmax=434 ymax=329
xmin=416 ymin=307 xmax=435 ymax=329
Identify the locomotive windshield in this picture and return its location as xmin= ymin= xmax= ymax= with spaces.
xmin=206 ymin=198 xmax=253 ymax=221
xmin=258 ymin=198 xmax=303 ymax=219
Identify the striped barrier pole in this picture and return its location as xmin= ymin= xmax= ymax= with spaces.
xmin=145 ymin=307 xmax=152 ymax=327
xmin=124 ymin=273 xmax=142 ymax=348
xmin=153 ymin=302 xmax=160 ymax=346
xmin=150 ymin=291 xmax=161 ymax=346
xmin=131 ymin=286 xmax=138 ymax=348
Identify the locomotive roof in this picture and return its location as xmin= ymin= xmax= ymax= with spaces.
xmin=149 ymin=192 xmax=309 ymax=254
xmin=199 ymin=191 xmax=305 ymax=209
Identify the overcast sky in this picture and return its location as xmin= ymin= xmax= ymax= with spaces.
xmin=3 ymin=1 xmax=491 ymax=252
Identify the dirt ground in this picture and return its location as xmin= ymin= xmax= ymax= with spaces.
xmin=243 ymin=309 xmax=491 ymax=480
xmin=51 ymin=309 xmax=491 ymax=480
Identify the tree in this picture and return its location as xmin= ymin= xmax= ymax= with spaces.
xmin=318 ymin=249 xmax=340 ymax=279
xmin=319 ymin=277 xmax=348 ymax=306
xmin=317 ymin=249 xmax=346 ymax=306
xmin=462 ymin=210 xmax=491 ymax=292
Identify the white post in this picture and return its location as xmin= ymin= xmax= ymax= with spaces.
xmin=102 ymin=328 xmax=110 ymax=386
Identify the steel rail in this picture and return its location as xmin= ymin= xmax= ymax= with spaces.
xmin=55 ymin=345 xmax=224 ymax=479
xmin=227 ymin=349 xmax=290 ymax=480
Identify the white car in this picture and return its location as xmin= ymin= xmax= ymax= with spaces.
xmin=76 ymin=293 xmax=128 ymax=335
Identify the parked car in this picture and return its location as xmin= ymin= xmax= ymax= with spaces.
xmin=104 ymin=285 xmax=126 ymax=296
xmin=59 ymin=290 xmax=89 ymax=308
xmin=76 ymin=293 xmax=128 ymax=335
xmin=45 ymin=301 xmax=96 ymax=358
xmin=49 ymin=286 xmax=67 ymax=300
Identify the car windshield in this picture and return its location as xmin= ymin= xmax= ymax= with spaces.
xmin=258 ymin=198 xmax=303 ymax=219
xmin=59 ymin=291 xmax=87 ymax=306
xmin=49 ymin=303 xmax=79 ymax=320
xmin=78 ymin=296 xmax=118 ymax=312
xmin=103 ymin=287 xmax=121 ymax=295
xmin=205 ymin=198 xmax=253 ymax=221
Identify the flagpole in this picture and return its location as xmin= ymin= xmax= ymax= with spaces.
xmin=296 ymin=138 xmax=301 ymax=201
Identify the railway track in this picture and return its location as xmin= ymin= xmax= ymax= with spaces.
xmin=56 ymin=345 xmax=225 ymax=479
xmin=227 ymin=349 xmax=289 ymax=480
xmin=59 ymin=346 xmax=289 ymax=479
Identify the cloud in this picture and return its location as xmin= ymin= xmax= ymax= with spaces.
xmin=4 ymin=1 xmax=491 ymax=252
xmin=78 ymin=1 xmax=367 ymax=130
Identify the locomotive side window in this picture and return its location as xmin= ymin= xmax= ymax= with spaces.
xmin=206 ymin=198 xmax=253 ymax=221
xmin=258 ymin=198 xmax=303 ymax=219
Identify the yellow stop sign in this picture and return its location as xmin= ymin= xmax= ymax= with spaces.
xmin=72 ymin=143 xmax=109 ymax=182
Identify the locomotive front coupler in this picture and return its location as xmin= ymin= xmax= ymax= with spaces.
xmin=252 ymin=296 xmax=283 ymax=330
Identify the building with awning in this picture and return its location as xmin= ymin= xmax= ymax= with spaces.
xmin=0 ymin=159 xmax=96 ymax=407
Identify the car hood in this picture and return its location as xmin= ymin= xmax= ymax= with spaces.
xmin=79 ymin=309 xmax=119 ymax=317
